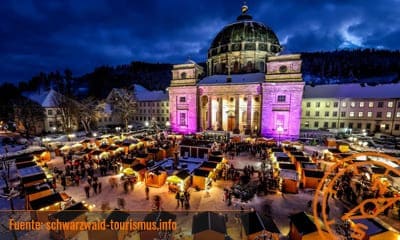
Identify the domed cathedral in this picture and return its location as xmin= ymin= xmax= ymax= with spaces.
xmin=169 ymin=4 xmax=304 ymax=140
xmin=207 ymin=4 xmax=281 ymax=75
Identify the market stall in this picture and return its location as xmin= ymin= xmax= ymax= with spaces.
xmin=241 ymin=211 xmax=280 ymax=240
xmin=302 ymin=170 xmax=324 ymax=189
xmin=279 ymin=169 xmax=299 ymax=194
xmin=166 ymin=169 xmax=191 ymax=192
xmin=289 ymin=212 xmax=330 ymax=240
xmin=192 ymin=168 xmax=213 ymax=190
xmin=192 ymin=211 xmax=226 ymax=240
xmin=145 ymin=167 xmax=167 ymax=188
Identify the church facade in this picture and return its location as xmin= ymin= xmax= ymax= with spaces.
xmin=169 ymin=5 xmax=304 ymax=140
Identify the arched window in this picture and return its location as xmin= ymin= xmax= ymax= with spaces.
xmin=246 ymin=61 xmax=253 ymax=72
xmin=180 ymin=72 xmax=187 ymax=79
xmin=233 ymin=61 xmax=239 ymax=73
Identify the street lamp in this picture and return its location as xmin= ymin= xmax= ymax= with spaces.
xmin=145 ymin=121 xmax=149 ymax=128
xmin=165 ymin=121 xmax=170 ymax=128
xmin=277 ymin=126 xmax=284 ymax=146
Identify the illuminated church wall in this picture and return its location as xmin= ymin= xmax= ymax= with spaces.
xmin=169 ymin=86 xmax=198 ymax=134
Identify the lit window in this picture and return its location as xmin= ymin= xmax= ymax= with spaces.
xmin=388 ymin=102 xmax=394 ymax=108
xmin=179 ymin=97 xmax=186 ymax=103
xmin=342 ymin=102 xmax=347 ymax=107
xmin=349 ymin=112 xmax=354 ymax=117
xmin=350 ymin=102 xmax=355 ymax=107
xmin=368 ymin=102 xmax=374 ymax=107
xmin=397 ymin=112 xmax=400 ymax=118
xmin=316 ymin=102 xmax=320 ymax=108
xmin=367 ymin=112 xmax=372 ymax=117
xmin=179 ymin=112 xmax=186 ymax=126
xmin=387 ymin=112 xmax=392 ymax=118
xmin=359 ymin=102 xmax=364 ymax=107
xmin=277 ymin=95 xmax=286 ymax=102
xmin=358 ymin=112 xmax=363 ymax=117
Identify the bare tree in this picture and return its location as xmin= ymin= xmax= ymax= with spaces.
xmin=13 ymin=97 xmax=45 ymax=136
xmin=107 ymin=88 xmax=137 ymax=130
xmin=77 ymin=97 xmax=97 ymax=133
xmin=51 ymin=91 xmax=79 ymax=133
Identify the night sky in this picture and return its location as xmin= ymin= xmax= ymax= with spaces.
xmin=1 ymin=0 xmax=399 ymax=84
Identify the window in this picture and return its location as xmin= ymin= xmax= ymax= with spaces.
xmin=157 ymin=117 xmax=160 ymax=121
xmin=357 ymin=123 xmax=362 ymax=129
xmin=48 ymin=110 xmax=53 ymax=115
xmin=181 ymin=72 xmax=187 ymax=79
xmin=385 ymin=124 xmax=390 ymax=130
xmin=305 ymin=111 xmax=310 ymax=117
xmin=350 ymin=102 xmax=355 ymax=107
xmin=342 ymin=102 xmax=347 ymax=107
xmin=325 ymin=102 xmax=330 ymax=107
xmin=340 ymin=122 xmax=345 ymax=128
xmin=377 ymin=102 xmax=384 ymax=108
xmin=161 ymin=117 xmax=164 ymax=121
xmin=277 ymin=95 xmax=286 ymax=102
xmin=395 ymin=124 xmax=400 ymax=131
xmin=315 ymin=111 xmax=320 ymax=117
xmin=359 ymin=102 xmax=364 ymax=107
xmin=366 ymin=123 xmax=371 ymax=129
xmin=349 ymin=112 xmax=354 ymax=117
xmin=348 ymin=122 xmax=353 ymax=129
xmin=398 ymin=102 xmax=400 ymax=108
xmin=314 ymin=122 xmax=319 ymax=128
xmin=166 ymin=117 xmax=169 ymax=121
xmin=316 ymin=102 xmax=320 ymax=108
xmin=166 ymin=109 xmax=169 ymax=113
xmin=377 ymin=112 xmax=382 ymax=118
xmin=49 ymin=121 xmax=54 ymax=127
xmin=304 ymin=121 xmax=309 ymax=128
xmin=333 ymin=102 xmax=339 ymax=108
xmin=387 ymin=112 xmax=392 ymax=118
xmin=368 ymin=102 xmax=374 ymax=107
xmin=179 ymin=97 xmax=186 ymax=103
xmin=323 ymin=122 xmax=329 ymax=128
xmin=388 ymin=101 xmax=394 ymax=108
xmin=341 ymin=112 xmax=346 ymax=117
xmin=367 ymin=112 xmax=372 ymax=117
xmin=166 ymin=102 xmax=169 ymax=106
xmin=161 ymin=109 xmax=164 ymax=113
xmin=358 ymin=112 xmax=363 ymax=117
xmin=325 ymin=111 xmax=329 ymax=117
xmin=333 ymin=111 xmax=338 ymax=117
xmin=397 ymin=112 xmax=400 ymax=118
xmin=306 ymin=102 xmax=311 ymax=108
xmin=179 ymin=113 xmax=186 ymax=126
xmin=157 ymin=109 xmax=160 ymax=113
xmin=331 ymin=122 xmax=337 ymax=128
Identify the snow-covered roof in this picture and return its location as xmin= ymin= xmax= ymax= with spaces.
xmin=303 ymin=83 xmax=400 ymax=99
xmin=198 ymin=73 xmax=264 ymax=85
xmin=23 ymin=89 xmax=62 ymax=107
xmin=133 ymin=84 xmax=168 ymax=101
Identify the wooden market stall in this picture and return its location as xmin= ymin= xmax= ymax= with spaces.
xmin=279 ymin=169 xmax=299 ymax=194
xmin=302 ymin=170 xmax=325 ymax=189
xmin=192 ymin=211 xmax=226 ymax=240
xmin=48 ymin=202 xmax=89 ymax=240
xmin=26 ymin=190 xmax=66 ymax=222
xmin=145 ymin=166 xmax=167 ymax=188
xmin=289 ymin=212 xmax=330 ymax=240
xmin=131 ymin=163 xmax=147 ymax=182
xmin=21 ymin=172 xmax=48 ymax=188
xmin=350 ymin=218 xmax=400 ymax=240
xmin=240 ymin=211 xmax=280 ymax=240
xmin=166 ymin=169 xmax=191 ymax=192
xmin=140 ymin=211 xmax=176 ymax=240
xmin=87 ymin=210 xmax=131 ymax=240
xmin=136 ymin=153 xmax=152 ymax=165
xmin=121 ymin=157 xmax=136 ymax=169
xmin=192 ymin=168 xmax=213 ymax=190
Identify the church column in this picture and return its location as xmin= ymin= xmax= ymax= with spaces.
xmin=208 ymin=95 xmax=212 ymax=129
xmin=235 ymin=95 xmax=240 ymax=130
xmin=247 ymin=95 xmax=252 ymax=131
xmin=218 ymin=96 xmax=223 ymax=130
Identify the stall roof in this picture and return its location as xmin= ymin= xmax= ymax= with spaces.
xmin=193 ymin=168 xmax=211 ymax=177
xmin=18 ymin=166 xmax=44 ymax=178
xmin=304 ymin=170 xmax=325 ymax=178
xmin=274 ymin=152 xmax=288 ymax=158
xmin=29 ymin=192 xmax=63 ymax=210
xmin=15 ymin=155 xmax=34 ymax=163
xmin=144 ymin=211 xmax=176 ymax=222
xmin=289 ymin=212 xmax=317 ymax=235
xmin=351 ymin=218 xmax=388 ymax=236
xmin=176 ymin=170 xmax=191 ymax=180
xmin=16 ymin=161 xmax=37 ymax=169
xmin=290 ymin=151 xmax=305 ymax=156
xmin=200 ymin=161 xmax=218 ymax=169
xmin=301 ymin=163 xmax=318 ymax=170
xmin=241 ymin=211 xmax=280 ymax=235
xmin=192 ymin=211 xmax=226 ymax=234
xmin=121 ymin=158 xmax=135 ymax=165
xmin=106 ymin=210 xmax=130 ymax=225
xmin=279 ymin=163 xmax=296 ymax=170
xmin=24 ymin=183 xmax=52 ymax=195
xmin=293 ymin=156 xmax=310 ymax=162
xmin=21 ymin=173 xmax=47 ymax=184
xmin=280 ymin=170 xmax=298 ymax=180
xmin=49 ymin=202 xmax=88 ymax=222
xmin=208 ymin=155 xmax=223 ymax=162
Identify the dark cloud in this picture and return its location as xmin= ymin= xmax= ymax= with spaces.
xmin=0 ymin=0 xmax=399 ymax=84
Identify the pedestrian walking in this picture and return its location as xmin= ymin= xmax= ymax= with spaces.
xmin=123 ymin=180 xmax=129 ymax=194
xmin=145 ymin=186 xmax=150 ymax=200
xmin=84 ymin=185 xmax=90 ymax=198
xmin=98 ymin=182 xmax=102 ymax=193
xmin=61 ymin=175 xmax=67 ymax=190
xmin=175 ymin=192 xmax=180 ymax=208
xmin=92 ymin=181 xmax=98 ymax=194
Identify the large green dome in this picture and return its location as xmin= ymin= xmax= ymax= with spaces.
xmin=208 ymin=9 xmax=282 ymax=58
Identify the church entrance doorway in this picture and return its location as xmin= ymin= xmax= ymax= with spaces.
xmin=228 ymin=116 xmax=235 ymax=131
